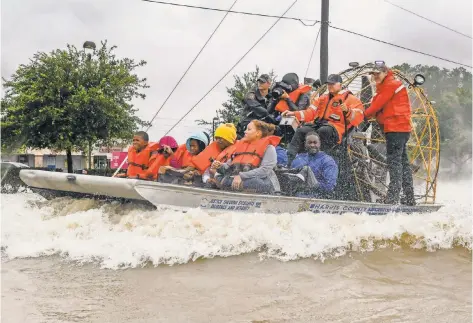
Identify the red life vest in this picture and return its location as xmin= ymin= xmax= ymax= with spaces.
xmin=230 ymin=136 xmax=281 ymax=171
xmin=275 ymin=84 xmax=312 ymax=113
xmin=191 ymin=142 xmax=223 ymax=173
xmin=171 ymin=144 xmax=194 ymax=169
xmin=127 ymin=142 xmax=160 ymax=179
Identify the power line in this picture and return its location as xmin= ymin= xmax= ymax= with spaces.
xmin=329 ymin=24 xmax=473 ymax=69
xmin=141 ymin=0 xmax=318 ymax=26
xmin=304 ymin=25 xmax=321 ymax=78
xmin=144 ymin=0 xmax=238 ymax=132
xmin=383 ymin=0 xmax=472 ymax=40
xmin=163 ymin=0 xmax=299 ymax=137
xmin=141 ymin=0 xmax=472 ymax=69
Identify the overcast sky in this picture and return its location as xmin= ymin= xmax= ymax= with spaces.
xmin=2 ymin=0 xmax=472 ymax=143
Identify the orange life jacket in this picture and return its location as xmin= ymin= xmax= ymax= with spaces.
xmin=171 ymin=144 xmax=194 ymax=169
xmin=127 ymin=142 xmax=160 ymax=179
xmin=216 ymin=141 xmax=239 ymax=164
xmin=146 ymin=154 xmax=171 ymax=180
xmin=275 ymin=84 xmax=312 ymax=113
xmin=230 ymin=136 xmax=281 ymax=172
xmin=191 ymin=141 xmax=223 ymax=173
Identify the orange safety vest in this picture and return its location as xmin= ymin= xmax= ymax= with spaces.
xmin=275 ymin=84 xmax=312 ymax=113
xmin=146 ymin=153 xmax=172 ymax=180
xmin=215 ymin=141 xmax=239 ymax=164
xmin=171 ymin=144 xmax=194 ymax=169
xmin=127 ymin=142 xmax=160 ymax=178
xmin=191 ymin=142 xmax=223 ymax=173
xmin=230 ymin=136 xmax=281 ymax=171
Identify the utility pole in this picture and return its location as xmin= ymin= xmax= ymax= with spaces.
xmin=320 ymin=0 xmax=329 ymax=83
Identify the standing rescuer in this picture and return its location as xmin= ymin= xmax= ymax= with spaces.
xmin=363 ymin=61 xmax=415 ymax=206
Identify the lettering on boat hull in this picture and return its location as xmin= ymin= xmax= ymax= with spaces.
xmin=200 ymin=198 xmax=263 ymax=212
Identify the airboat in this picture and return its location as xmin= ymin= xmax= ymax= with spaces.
xmin=18 ymin=62 xmax=443 ymax=215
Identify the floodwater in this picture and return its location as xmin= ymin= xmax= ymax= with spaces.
xmin=1 ymin=179 xmax=471 ymax=323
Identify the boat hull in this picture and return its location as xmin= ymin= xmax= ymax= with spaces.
xmin=19 ymin=170 xmax=443 ymax=215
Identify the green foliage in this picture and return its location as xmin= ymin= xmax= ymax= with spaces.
xmin=196 ymin=66 xmax=275 ymax=130
xmin=1 ymin=41 xmax=149 ymax=162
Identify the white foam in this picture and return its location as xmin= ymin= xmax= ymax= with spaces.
xmin=1 ymin=180 xmax=471 ymax=269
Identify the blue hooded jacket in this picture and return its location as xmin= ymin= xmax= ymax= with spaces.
xmin=186 ymin=131 xmax=210 ymax=152
xmin=275 ymin=146 xmax=288 ymax=166
xmin=291 ymin=151 xmax=338 ymax=192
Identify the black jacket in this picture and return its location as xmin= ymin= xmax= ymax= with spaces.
xmin=237 ymin=88 xmax=274 ymax=137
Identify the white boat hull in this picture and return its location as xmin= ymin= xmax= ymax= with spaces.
xmin=19 ymin=170 xmax=443 ymax=215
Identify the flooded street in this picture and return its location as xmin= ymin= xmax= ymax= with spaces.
xmin=1 ymin=180 xmax=472 ymax=322
xmin=2 ymin=249 xmax=471 ymax=323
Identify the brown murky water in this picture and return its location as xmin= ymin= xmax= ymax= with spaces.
xmin=1 ymin=180 xmax=472 ymax=322
xmin=2 ymin=249 xmax=471 ymax=323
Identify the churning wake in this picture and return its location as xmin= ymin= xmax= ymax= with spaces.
xmin=1 ymin=180 xmax=471 ymax=269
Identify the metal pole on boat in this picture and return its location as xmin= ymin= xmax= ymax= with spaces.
xmin=320 ymin=0 xmax=329 ymax=83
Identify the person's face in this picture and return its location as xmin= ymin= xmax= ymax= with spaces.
xmin=215 ymin=137 xmax=232 ymax=150
xmin=327 ymin=82 xmax=342 ymax=94
xmin=189 ymin=139 xmax=201 ymax=155
xmin=258 ymin=80 xmax=270 ymax=91
xmin=305 ymin=134 xmax=321 ymax=154
xmin=132 ymin=135 xmax=147 ymax=151
xmin=243 ymin=121 xmax=262 ymax=142
xmin=371 ymin=71 xmax=387 ymax=84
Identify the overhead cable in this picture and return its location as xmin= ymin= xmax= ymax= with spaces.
xmin=304 ymin=25 xmax=321 ymax=78
xmin=162 ymin=0 xmax=299 ymax=136
xmin=144 ymin=0 xmax=239 ymax=131
xmin=329 ymin=24 xmax=472 ymax=68
xmin=384 ymin=0 xmax=472 ymax=39
xmin=141 ymin=0 xmax=317 ymax=26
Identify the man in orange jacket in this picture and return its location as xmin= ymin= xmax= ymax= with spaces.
xmin=282 ymin=73 xmax=364 ymax=165
xmin=364 ymin=61 xmax=415 ymax=206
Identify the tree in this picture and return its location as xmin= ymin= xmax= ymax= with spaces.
xmin=1 ymin=41 xmax=149 ymax=172
xmin=196 ymin=66 xmax=276 ymax=131
xmin=393 ymin=64 xmax=472 ymax=173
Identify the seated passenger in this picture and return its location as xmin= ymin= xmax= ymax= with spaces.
xmin=158 ymin=131 xmax=210 ymax=184
xmin=288 ymin=132 xmax=338 ymax=198
xmin=145 ymin=136 xmax=178 ymax=180
xmin=118 ymin=131 xmax=160 ymax=180
xmin=170 ymin=131 xmax=210 ymax=169
xmin=214 ymin=120 xmax=281 ymax=194
xmin=282 ymin=73 xmax=364 ymax=165
xmin=190 ymin=123 xmax=237 ymax=185
xmin=192 ymin=123 xmax=237 ymax=173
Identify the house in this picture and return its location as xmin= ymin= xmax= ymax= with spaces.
xmin=1 ymin=144 xmax=127 ymax=171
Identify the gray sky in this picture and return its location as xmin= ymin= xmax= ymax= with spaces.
xmin=2 ymin=0 xmax=472 ymax=143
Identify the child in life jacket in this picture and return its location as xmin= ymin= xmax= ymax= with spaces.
xmin=116 ymin=131 xmax=160 ymax=180
xmin=158 ymin=131 xmax=210 ymax=184
xmin=185 ymin=123 xmax=237 ymax=185
xmin=145 ymin=135 xmax=179 ymax=180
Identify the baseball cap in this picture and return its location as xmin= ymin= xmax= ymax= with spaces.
xmin=325 ymin=74 xmax=343 ymax=84
xmin=369 ymin=60 xmax=388 ymax=74
xmin=257 ymin=74 xmax=271 ymax=83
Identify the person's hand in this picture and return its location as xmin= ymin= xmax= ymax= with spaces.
xmin=281 ymin=110 xmax=295 ymax=117
xmin=183 ymin=171 xmax=194 ymax=180
xmin=280 ymin=90 xmax=290 ymax=100
xmin=340 ymin=103 xmax=348 ymax=113
xmin=163 ymin=145 xmax=173 ymax=155
xmin=211 ymin=160 xmax=222 ymax=169
xmin=231 ymin=175 xmax=242 ymax=190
